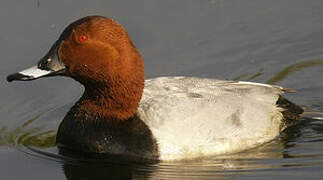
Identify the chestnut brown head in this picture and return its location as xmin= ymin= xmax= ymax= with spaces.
xmin=7 ymin=16 xmax=145 ymax=119
xmin=58 ymin=16 xmax=144 ymax=85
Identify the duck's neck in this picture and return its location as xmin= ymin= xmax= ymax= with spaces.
xmin=78 ymin=74 xmax=144 ymax=121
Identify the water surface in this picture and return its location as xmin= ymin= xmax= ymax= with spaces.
xmin=1 ymin=0 xmax=323 ymax=179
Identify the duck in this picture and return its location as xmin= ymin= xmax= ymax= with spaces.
xmin=6 ymin=16 xmax=303 ymax=161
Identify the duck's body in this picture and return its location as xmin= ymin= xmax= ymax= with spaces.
xmin=139 ymin=77 xmax=286 ymax=160
xmin=7 ymin=16 xmax=303 ymax=161
xmin=59 ymin=76 xmax=301 ymax=160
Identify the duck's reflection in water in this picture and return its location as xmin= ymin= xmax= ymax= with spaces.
xmin=63 ymin=162 xmax=134 ymax=180
xmin=60 ymin=150 xmax=156 ymax=180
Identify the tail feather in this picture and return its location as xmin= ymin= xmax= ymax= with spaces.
xmin=276 ymin=95 xmax=304 ymax=130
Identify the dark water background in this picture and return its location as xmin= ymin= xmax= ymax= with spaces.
xmin=1 ymin=0 xmax=323 ymax=179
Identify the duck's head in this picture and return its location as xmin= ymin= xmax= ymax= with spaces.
xmin=7 ymin=16 xmax=145 ymax=120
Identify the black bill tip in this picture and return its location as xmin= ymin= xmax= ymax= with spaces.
xmin=6 ymin=73 xmax=34 ymax=82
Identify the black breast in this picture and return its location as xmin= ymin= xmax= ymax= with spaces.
xmin=56 ymin=110 xmax=159 ymax=160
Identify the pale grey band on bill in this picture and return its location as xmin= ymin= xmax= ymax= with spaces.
xmin=19 ymin=65 xmax=53 ymax=78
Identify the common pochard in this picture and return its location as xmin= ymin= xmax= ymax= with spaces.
xmin=7 ymin=16 xmax=303 ymax=160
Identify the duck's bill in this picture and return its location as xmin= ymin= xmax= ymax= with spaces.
xmin=7 ymin=41 xmax=66 ymax=82
xmin=7 ymin=66 xmax=56 ymax=82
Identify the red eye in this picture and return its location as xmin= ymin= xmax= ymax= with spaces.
xmin=78 ymin=35 xmax=88 ymax=42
